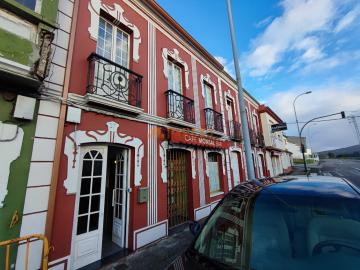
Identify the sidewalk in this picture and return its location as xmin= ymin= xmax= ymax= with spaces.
xmin=99 ymin=225 xmax=194 ymax=270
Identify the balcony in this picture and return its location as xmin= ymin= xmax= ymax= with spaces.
xmin=165 ymin=90 xmax=195 ymax=128
xmin=249 ymin=128 xmax=265 ymax=147
xmin=86 ymin=53 xmax=143 ymax=114
xmin=204 ymin=108 xmax=223 ymax=136
xmin=228 ymin=121 xmax=242 ymax=141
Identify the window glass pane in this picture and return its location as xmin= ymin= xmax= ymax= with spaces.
xmin=205 ymin=84 xmax=213 ymax=108
xmin=174 ymin=65 xmax=182 ymax=93
xmin=77 ymin=215 xmax=88 ymax=235
xmin=93 ymin=161 xmax=102 ymax=176
xmin=15 ymin=0 xmax=36 ymax=10
xmin=82 ymin=160 xmax=92 ymax=177
xmin=208 ymin=153 xmax=220 ymax=192
xmin=91 ymin=195 xmax=100 ymax=212
xmin=193 ymin=194 xmax=245 ymax=267
xmin=250 ymin=194 xmax=360 ymax=270
xmin=92 ymin=177 xmax=102 ymax=194
xmin=227 ymin=99 xmax=234 ymax=121
xmin=80 ymin=178 xmax=91 ymax=195
xmin=89 ymin=213 xmax=99 ymax=232
xmin=79 ymin=196 xmax=90 ymax=214
xmin=167 ymin=61 xmax=174 ymax=90
xmin=115 ymin=29 xmax=129 ymax=67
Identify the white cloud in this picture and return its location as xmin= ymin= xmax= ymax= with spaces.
xmin=293 ymin=37 xmax=325 ymax=62
xmin=334 ymin=4 xmax=360 ymax=33
xmin=255 ymin=16 xmax=274 ymax=28
xmin=266 ymin=81 xmax=360 ymax=151
xmin=243 ymin=0 xmax=336 ymax=77
xmin=300 ymin=50 xmax=360 ymax=74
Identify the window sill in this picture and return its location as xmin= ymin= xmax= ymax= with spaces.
xmin=86 ymin=94 xmax=144 ymax=115
xmin=210 ymin=191 xmax=224 ymax=198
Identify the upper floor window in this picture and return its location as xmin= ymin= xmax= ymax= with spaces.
xmin=15 ymin=0 xmax=37 ymax=10
xmin=96 ymin=17 xmax=129 ymax=68
xmin=167 ymin=60 xmax=183 ymax=94
xmin=252 ymin=115 xmax=259 ymax=133
xmin=204 ymin=82 xmax=214 ymax=109
xmin=227 ymin=99 xmax=234 ymax=122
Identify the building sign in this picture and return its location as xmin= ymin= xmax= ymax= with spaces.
xmin=169 ymin=130 xmax=229 ymax=149
xmin=271 ymin=123 xmax=287 ymax=133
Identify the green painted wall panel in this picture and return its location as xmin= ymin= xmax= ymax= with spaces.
xmin=41 ymin=0 xmax=59 ymax=23
xmin=0 ymin=29 xmax=33 ymax=66
xmin=0 ymin=94 xmax=38 ymax=268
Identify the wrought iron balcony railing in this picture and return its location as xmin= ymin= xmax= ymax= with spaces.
xmin=87 ymin=53 xmax=143 ymax=108
xmin=229 ymin=120 xmax=242 ymax=141
xmin=249 ymin=128 xmax=265 ymax=147
xmin=204 ymin=108 xmax=224 ymax=133
xmin=165 ymin=90 xmax=195 ymax=124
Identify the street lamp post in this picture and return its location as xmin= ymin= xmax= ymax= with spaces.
xmin=226 ymin=0 xmax=255 ymax=180
xmin=299 ymin=111 xmax=346 ymax=172
xmin=293 ymin=91 xmax=311 ymax=172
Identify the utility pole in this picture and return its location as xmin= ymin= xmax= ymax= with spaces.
xmin=226 ymin=0 xmax=255 ymax=180
xmin=349 ymin=115 xmax=360 ymax=145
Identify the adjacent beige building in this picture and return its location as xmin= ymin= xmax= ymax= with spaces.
xmin=259 ymin=105 xmax=293 ymax=176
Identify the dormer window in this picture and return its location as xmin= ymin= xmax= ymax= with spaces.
xmin=167 ymin=60 xmax=183 ymax=94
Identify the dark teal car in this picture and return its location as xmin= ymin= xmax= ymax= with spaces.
xmin=169 ymin=176 xmax=360 ymax=270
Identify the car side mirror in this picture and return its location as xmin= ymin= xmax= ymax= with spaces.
xmin=189 ymin=221 xmax=201 ymax=236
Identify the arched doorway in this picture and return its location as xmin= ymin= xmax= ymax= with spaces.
xmin=72 ymin=145 xmax=130 ymax=269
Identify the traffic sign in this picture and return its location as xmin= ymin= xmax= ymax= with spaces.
xmin=271 ymin=123 xmax=287 ymax=132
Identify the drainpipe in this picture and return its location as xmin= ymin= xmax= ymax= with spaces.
xmin=45 ymin=0 xmax=79 ymax=246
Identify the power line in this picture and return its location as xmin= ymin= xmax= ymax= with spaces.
xmin=286 ymin=115 xmax=360 ymax=125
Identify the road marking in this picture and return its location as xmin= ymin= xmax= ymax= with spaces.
xmin=351 ymin=169 xmax=360 ymax=176
xmin=354 ymin=168 xmax=360 ymax=172
xmin=323 ymin=172 xmax=332 ymax=176
xmin=335 ymin=171 xmax=344 ymax=177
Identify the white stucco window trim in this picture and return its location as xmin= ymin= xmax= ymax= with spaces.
xmin=161 ymin=48 xmax=190 ymax=90
xmin=63 ymin=121 xmax=144 ymax=194
xmin=88 ymin=0 xmax=141 ymax=62
xmin=200 ymin=74 xmax=217 ymax=105
xmin=159 ymin=141 xmax=196 ymax=183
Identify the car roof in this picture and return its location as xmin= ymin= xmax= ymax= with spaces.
xmin=262 ymin=175 xmax=360 ymax=199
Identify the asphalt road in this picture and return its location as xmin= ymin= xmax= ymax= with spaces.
xmin=320 ymin=159 xmax=360 ymax=188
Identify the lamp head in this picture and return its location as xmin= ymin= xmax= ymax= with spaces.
xmin=305 ymin=91 xmax=312 ymax=94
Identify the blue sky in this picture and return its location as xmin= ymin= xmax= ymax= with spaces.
xmin=157 ymin=0 xmax=360 ymax=151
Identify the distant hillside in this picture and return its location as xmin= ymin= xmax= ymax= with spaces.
xmin=319 ymin=145 xmax=360 ymax=158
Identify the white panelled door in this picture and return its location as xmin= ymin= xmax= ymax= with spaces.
xmin=230 ymin=152 xmax=241 ymax=186
xmin=73 ymin=146 xmax=108 ymax=269
xmin=112 ymin=150 xmax=128 ymax=247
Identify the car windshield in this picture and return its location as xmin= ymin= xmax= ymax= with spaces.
xmin=192 ymin=189 xmax=360 ymax=270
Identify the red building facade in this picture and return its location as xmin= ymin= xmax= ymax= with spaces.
xmin=48 ymin=1 xmax=267 ymax=269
